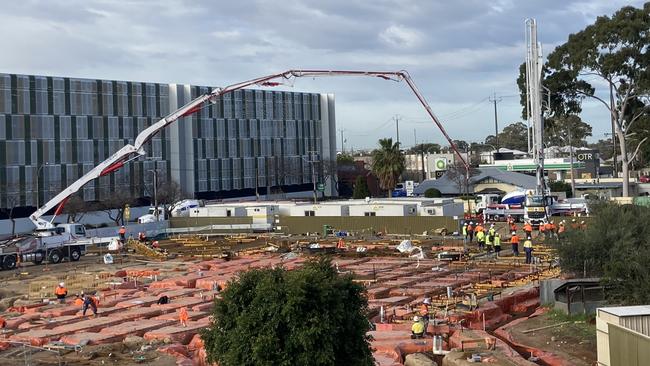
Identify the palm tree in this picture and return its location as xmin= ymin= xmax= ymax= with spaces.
xmin=371 ymin=138 xmax=405 ymax=196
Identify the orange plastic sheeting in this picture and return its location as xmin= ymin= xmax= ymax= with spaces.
xmin=5 ymin=313 xmax=41 ymax=329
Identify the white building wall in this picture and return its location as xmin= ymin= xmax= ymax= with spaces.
xmin=348 ymin=204 xmax=417 ymax=216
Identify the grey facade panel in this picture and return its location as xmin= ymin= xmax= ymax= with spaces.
xmin=0 ymin=72 xmax=335 ymax=209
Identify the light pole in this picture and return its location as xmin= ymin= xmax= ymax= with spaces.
xmin=303 ymin=152 xmax=319 ymax=204
xmin=566 ymin=129 xmax=576 ymax=198
xmin=35 ymin=162 xmax=49 ymax=208
xmin=148 ymin=169 xmax=158 ymax=221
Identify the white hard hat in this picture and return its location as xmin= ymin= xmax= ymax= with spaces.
xmin=423 ymin=298 xmax=431 ymax=304
xmin=512 ymin=231 xmax=516 ymax=235
xmin=59 ymin=282 xmax=65 ymax=287
xmin=470 ymin=222 xmax=474 ymax=225
xmin=463 ymin=222 xmax=467 ymax=226
xmin=413 ymin=316 xmax=420 ymax=322
xmin=580 ymin=221 xmax=585 ymax=224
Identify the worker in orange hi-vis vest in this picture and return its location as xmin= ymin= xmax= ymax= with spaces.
xmin=179 ymin=307 xmax=189 ymax=327
xmin=337 ymin=238 xmax=346 ymax=249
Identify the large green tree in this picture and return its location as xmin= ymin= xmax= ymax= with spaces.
xmin=555 ymin=202 xmax=650 ymax=305
xmin=406 ymin=143 xmax=441 ymax=155
xmin=202 ymin=258 xmax=374 ymax=366
xmin=524 ymin=3 xmax=649 ymax=196
xmin=484 ymin=122 xmax=529 ymax=151
xmin=352 ymin=176 xmax=371 ymax=199
xmin=544 ymin=115 xmax=593 ymax=147
xmin=371 ymin=138 xmax=405 ymax=196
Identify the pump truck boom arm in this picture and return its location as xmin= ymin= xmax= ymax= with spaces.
xmin=29 ymin=69 xmax=467 ymax=230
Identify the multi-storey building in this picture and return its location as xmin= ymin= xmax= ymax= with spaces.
xmin=0 ymin=73 xmax=336 ymax=211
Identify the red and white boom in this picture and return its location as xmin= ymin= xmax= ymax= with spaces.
xmin=30 ymin=69 xmax=468 ymax=231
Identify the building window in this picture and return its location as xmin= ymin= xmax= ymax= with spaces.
xmin=364 ymin=212 xmax=376 ymax=216
xmin=304 ymin=210 xmax=315 ymax=216
xmin=226 ymin=210 xmax=232 ymax=217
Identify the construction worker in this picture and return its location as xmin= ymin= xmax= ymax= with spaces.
xmin=337 ymin=237 xmax=346 ymax=249
xmin=82 ymin=294 xmax=98 ymax=316
xmin=467 ymin=222 xmax=474 ymax=242
xmin=580 ymin=220 xmax=587 ymax=230
xmin=138 ymin=232 xmax=147 ymax=242
xmin=510 ymin=232 xmax=520 ymax=256
xmin=539 ymin=222 xmax=546 ymax=240
xmin=157 ymin=295 xmax=170 ymax=305
xmin=55 ymin=282 xmax=68 ymax=304
xmin=118 ymin=226 xmax=126 ymax=243
xmin=509 ymin=220 xmax=518 ymax=234
xmin=524 ymin=222 xmax=532 ymax=238
xmin=475 ymin=223 xmax=484 ymax=235
xmin=411 ymin=316 xmax=425 ymax=339
xmin=494 ymin=233 xmax=501 ymax=256
xmin=476 ymin=230 xmax=486 ymax=250
xmin=420 ymin=298 xmax=431 ymax=336
xmin=523 ymin=237 xmax=533 ymax=264
xmin=179 ymin=307 xmax=189 ymax=327
xmin=570 ymin=218 xmax=579 ymax=230
xmin=558 ymin=221 xmax=566 ymax=236
xmin=485 ymin=229 xmax=493 ymax=252
xmin=462 ymin=223 xmax=469 ymax=243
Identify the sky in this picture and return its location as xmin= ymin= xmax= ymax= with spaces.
xmin=0 ymin=0 xmax=645 ymax=150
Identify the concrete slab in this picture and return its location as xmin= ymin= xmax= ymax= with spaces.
xmin=100 ymin=319 xmax=175 ymax=337
xmin=60 ymin=332 xmax=122 ymax=346
xmin=143 ymin=321 xmax=208 ymax=344
xmin=152 ymin=311 xmax=208 ymax=321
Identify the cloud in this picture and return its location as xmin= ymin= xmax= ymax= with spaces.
xmin=379 ymin=25 xmax=422 ymax=48
xmin=0 ymin=0 xmax=645 ymax=149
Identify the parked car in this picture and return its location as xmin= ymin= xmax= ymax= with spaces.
xmin=639 ymin=175 xmax=650 ymax=183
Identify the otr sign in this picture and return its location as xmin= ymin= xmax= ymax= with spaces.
xmin=576 ymin=152 xmax=597 ymax=161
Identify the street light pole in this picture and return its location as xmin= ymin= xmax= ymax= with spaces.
xmin=35 ymin=162 xmax=49 ymax=208
xmin=149 ymin=169 xmax=158 ymax=221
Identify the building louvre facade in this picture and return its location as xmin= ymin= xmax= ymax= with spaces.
xmin=0 ymin=73 xmax=336 ymax=211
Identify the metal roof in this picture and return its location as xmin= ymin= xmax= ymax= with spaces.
xmin=413 ymin=167 xmax=537 ymax=195
xmin=599 ymin=305 xmax=650 ymax=317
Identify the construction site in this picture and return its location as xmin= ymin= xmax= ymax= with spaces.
xmin=0 ymin=225 xmax=599 ymax=366
xmin=3 ymin=1 xmax=650 ymax=365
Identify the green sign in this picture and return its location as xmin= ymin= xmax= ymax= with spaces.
xmin=317 ymin=183 xmax=325 ymax=192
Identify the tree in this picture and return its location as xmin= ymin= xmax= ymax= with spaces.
xmin=484 ymin=122 xmax=530 ymax=151
xmin=452 ymin=140 xmax=469 ymax=152
xmin=554 ymin=202 xmax=650 ymax=305
xmin=587 ymin=138 xmax=615 ymax=161
xmin=98 ymin=190 xmax=134 ymax=226
xmin=61 ymin=194 xmax=90 ymax=223
xmin=352 ymin=176 xmax=371 ymax=199
xmin=406 ymin=143 xmax=441 ymax=155
xmin=201 ymin=258 xmax=374 ymax=366
xmin=548 ymin=180 xmax=573 ymax=198
xmin=424 ymin=188 xmax=442 ymax=198
xmin=445 ymin=161 xmax=479 ymax=196
xmin=155 ymin=180 xmax=182 ymax=218
xmin=0 ymin=184 xmax=21 ymax=236
xmin=532 ymin=3 xmax=650 ymax=196
xmin=336 ymin=153 xmax=354 ymax=165
xmin=371 ymin=138 xmax=405 ymax=196
xmin=544 ymin=115 xmax=592 ymax=147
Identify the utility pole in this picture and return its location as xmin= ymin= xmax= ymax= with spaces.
xmin=304 ymin=151 xmax=319 ymax=204
xmin=489 ymin=93 xmax=502 ymax=149
xmin=149 ymin=169 xmax=158 ymax=221
xmin=339 ymin=129 xmax=345 ymax=153
xmin=568 ymin=127 xmax=576 ymax=198
xmin=609 ymin=83 xmax=617 ymax=176
xmin=394 ymin=115 xmax=400 ymax=146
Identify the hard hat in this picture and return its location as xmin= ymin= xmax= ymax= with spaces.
xmin=59 ymin=282 xmax=65 ymax=287
xmin=551 ymin=220 xmax=554 ymax=224
xmin=423 ymin=298 xmax=431 ymax=305
xmin=527 ymin=236 xmax=532 ymax=240
xmin=413 ymin=316 xmax=420 ymax=322
xmin=121 ymin=225 xmax=125 ymax=228
xmin=463 ymin=222 xmax=467 ymax=226
xmin=572 ymin=219 xmax=576 ymax=222
xmin=580 ymin=221 xmax=585 ymax=224
xmin=470 ymin=222 xmax=474 ymax=225
xmin=512 ymin=231 xmax=516 ymax=235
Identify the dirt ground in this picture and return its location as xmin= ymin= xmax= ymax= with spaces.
xmin=1 ymin=342 xmax=178 ymax=366
xmin=508 ymin=310 xmax=597 ymax=365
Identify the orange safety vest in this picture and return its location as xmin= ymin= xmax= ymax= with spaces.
xmin=118 ymin=228 xmax=126 ymax=235
xmin=524 ymin=224 xmax=532 ymax=232
xmin=544 ymin=223 xmax=552 ymax=231
xmin=74 ymin=298 xmax=84 ymax=306
xmin=510 ymin=235 xmax=520 ymax=244
xmin=558 ymin=225 xmax=565 ymax=234
xmin=55 ymin=287 xmax=67 ymax=296
xmin=475 ymin=225 xmax=484 ymax=233
xmin=420 ymin=304 xmax=429 ymax=316
xmin=179 ymin=307 xmax=189 ymax=321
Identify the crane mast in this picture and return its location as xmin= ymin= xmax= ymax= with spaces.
xmin=30 ymin=69 xmax=468 ymax=232
xmin=524 ymin=19 xmax=551 ymax=226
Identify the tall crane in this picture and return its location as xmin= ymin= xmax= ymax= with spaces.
xmin=524 ymin=19 xmax=551 ymax=226
xmin=29 ymin=69 xmax=468 ymax=233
